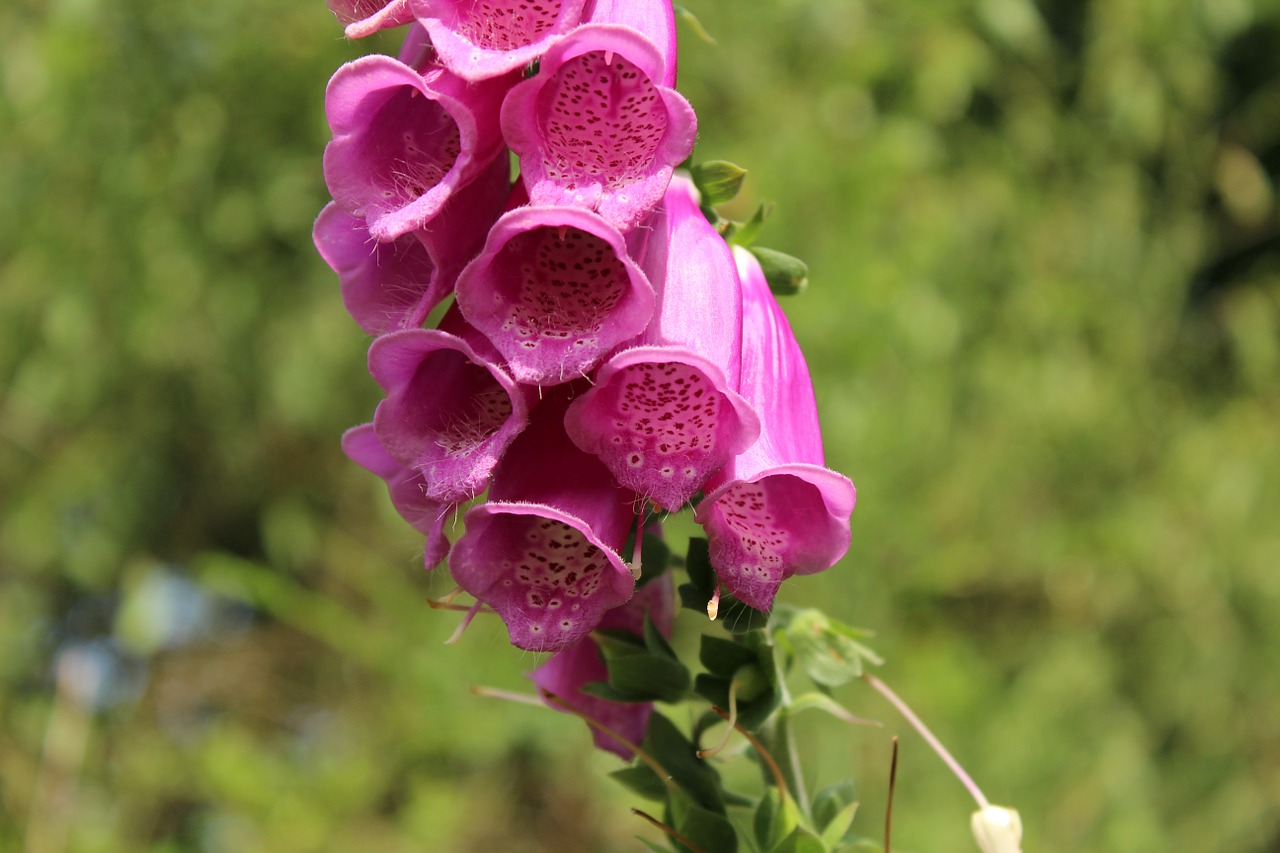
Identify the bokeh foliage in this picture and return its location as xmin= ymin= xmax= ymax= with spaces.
xmin=2 ymin=0 xmax=1278 ymax=850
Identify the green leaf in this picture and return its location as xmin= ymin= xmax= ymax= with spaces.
xmin=605 ymin=653 xmax=691 ymax=703
xmin=685 ymin=538 xmax=714 ymax=591
xmin=644 ymin=713 xmax=726 ymax=813
xmin=811 ymin=782 xmax=857 ymax=832
xmin=644 ymin=613 xmax=681 ymax=662
xmin=669 ymin=789 xmax=738 ymax=853
xmin=754 ymin=787 xmax=799 ymax=852
xmin=593 ymin=628 xmax=647 ymax=659
xmin=750 ymin=246 xmax=809 ymax=296
xmin=700 ymin=634 xmax=759 ymax=676
xmin=771 ymin=826 xmax=828 ymax=853
xmin=819 ymin=800 xmax=859 ymax=850
xmin=610 ymin=765 xmax=669 ymax=802
xmin=784 ymin=610 xmax=879 ymax=688
xmin=692 ymin=160 xmax=748 ymax=206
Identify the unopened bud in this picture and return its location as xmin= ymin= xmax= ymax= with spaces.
xmin=971 ymin=805 xmax=1022 ymax=853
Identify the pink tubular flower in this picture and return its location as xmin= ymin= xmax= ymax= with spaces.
xmin=692 ymin=247 xmax=856 ymax=612
xmin=564 ymin=175 xmax=759 ymax=511
xmin=409 ymin=0 xmax=588 ymax=81
xmin=342 ymin=423 xmax=451 ymax=569
xmin=313 ymin=150 xmax=508 ymax=335
xmin=449 ymin=386 xmax=638 ymax=652
xmin=529 ymin=573 xmax=673 ymax=759
xmin=453 ymin=205 xmax=655 ymax=386
xmin=368 ymin=313 xmax=533 ymax=504
xmin=323 ymin=53 xmax=509 ymax=242
xmin=328 ymin=0 xmax=416 ymax=40
xmin=500 ymin=24 xmax=696 ymax=231
xmin=313 ymin=202 xmax=440 ymax=336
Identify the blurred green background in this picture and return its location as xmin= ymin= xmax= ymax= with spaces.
xmin=2 ymin=0 xmax=1279 ymax=850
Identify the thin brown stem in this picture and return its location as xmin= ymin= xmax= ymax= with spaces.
xmin=631 ymin=808 xmax=707 ymax=853
xmin=711 ymin=705 xmax=790 ymax=804
xmin=539 ymin=690 xmax=674 ymax=789
xmin=885 ymin=736 xmax=899 ymax=853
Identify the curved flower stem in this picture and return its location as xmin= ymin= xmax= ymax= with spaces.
xmin=711 ymin=705 xmax=793 ymax=807
xmin=631 ymin=808 xmax=708 ymax=853
xmin=862 ymin=674 xmax=990 ymax=809
xmin=538 ymin=690 xmax=675 ymax=790
xmin=696 ymin=679 xmax=738 ymax=759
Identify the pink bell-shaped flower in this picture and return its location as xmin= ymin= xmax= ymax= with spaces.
xmin=500 ymin=24 xmax=696 ymax=231
xmin=409 ymin=0 xmax=588 ymax=81
xmin=564 ymin=175 xmax=759 ymax=511
xmin=453 ymin=205 xmax=655 ymax=386
xmin=693 ymin=247 xmax=856 ymax=612
xmin=313 ymin=154 xmax=508 ymax=335
xmin=323 ymin=53 xmax=509 ymax=241
xmin=368 ymin=310 xmax=534 ymax=504
xmin=529 ymin=573 xmax=673 ymax=759
xmin=449 ymin=385 xmax=638 ymax=652
xmin=342 ymin=423 xmax=451 ymax=569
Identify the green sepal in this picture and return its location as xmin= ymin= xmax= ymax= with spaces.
xmin=727 ymin=202 xmax=774 ymax=247
xmin=750 ymin=246 xmax=809 ymax=296
xmin=644 ymin=713 xmax=726 ymax=813
xmin=812 ymin=782 xmax=858 ymax=848
xmin=610 ymin=764 xmax=669 ymax=802
xmin=691 ymin=160 xmax=748 ymax=206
